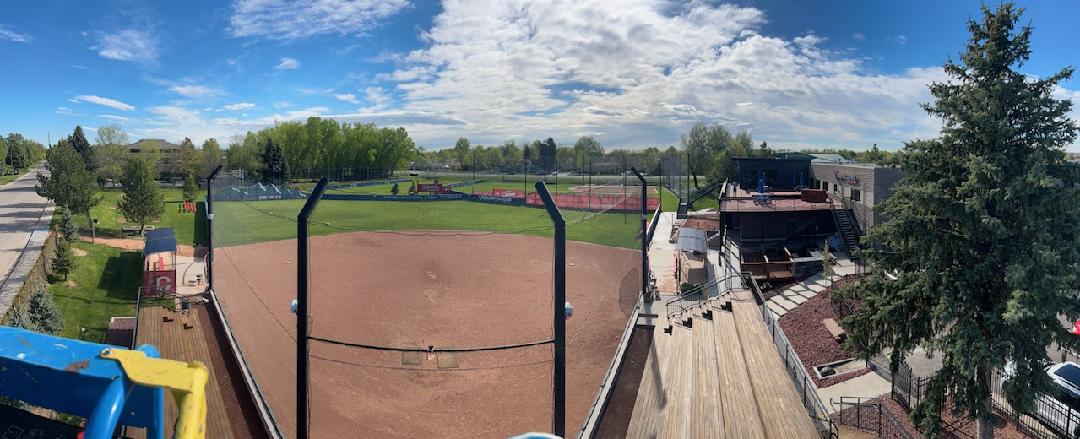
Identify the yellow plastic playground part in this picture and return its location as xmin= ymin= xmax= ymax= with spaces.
xmin=100 ymin=348 xmax=209 ymax=439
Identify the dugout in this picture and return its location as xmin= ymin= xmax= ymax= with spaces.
xmin=142 ymin=227 xmax=177 ymax=297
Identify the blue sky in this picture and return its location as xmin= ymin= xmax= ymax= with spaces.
xmin=1 ymin=0 xmax=1077 ymax=151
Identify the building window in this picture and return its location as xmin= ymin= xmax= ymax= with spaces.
xmin=851 ymin=189 xmax=861 ymax=202
xmin=833 ymin=183 xmax=838 ymax=194
xmin=822 ymin=182 xmax=828 ymax=192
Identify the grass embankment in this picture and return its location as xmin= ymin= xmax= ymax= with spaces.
xmin=75 ymin=188 xmax=205 ymax=246
xmin=49 ymin=241 xmax=142 ymax=342
xmin=214 ymin=199 xmax=649 ymax=248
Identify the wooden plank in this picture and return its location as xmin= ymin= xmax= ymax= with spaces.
xmin=731 ymin=290 xmax=820 ymax=439
xmin=712 ymin=305 xmax=767 ymax=439
xmin=626 ymin=314 xmax=672 ymax=438
xmin=130 ymin=306 xmax=235 ymax=439
xmin=658 ymin=325 xmax=691 ymax=439
xmin=691 ymin=316 xmax=723 ymax=439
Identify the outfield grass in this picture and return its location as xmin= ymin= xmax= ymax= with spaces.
xmin=214 ymin=199 xmax=649 ymax=248
xmin=323 ymin=175 xmax=681 ymax=205
xmin=76 ymin=188 xmax=205 ymax=246
xmin=49 ymin=242 xmax=142 ymax=343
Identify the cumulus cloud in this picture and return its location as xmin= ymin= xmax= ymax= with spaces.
xmin=335 ymin=93 xmax=360 ymax=104
xmin=276 ymin=57 xmax=300 ymax=70
xmin=223 ymin=102 xmax=256 ymax=111
xmin=230 ymin=0 xmax=410 ymax=40
xmin=895 ymin=34 xmax=908 ymax=45
xmin=95 ymin=29 xmax=157 ymax=63
xmin=0 ymin=25 xmax=31 ymax=42
xmin=70 ymin=95 xmax=136 ymax=111
xmin=852 ymin=33 xmax=865 ymax=41
xmin=378 ymin=0 xmax=946 ymax=148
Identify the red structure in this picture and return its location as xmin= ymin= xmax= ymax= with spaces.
xmin=142 ymin=228 xmax=177 ymax=296
xmin=525 ymin=192 xmax=659 ymax=212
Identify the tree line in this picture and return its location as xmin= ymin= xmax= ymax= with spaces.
xmin=0 ymin=133 xmax=47 ymax=175
xmin=224 ymin=117 xmax=418 ymax=181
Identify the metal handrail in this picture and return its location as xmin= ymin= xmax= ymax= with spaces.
xmin=664 ymin=273 xmax=740 ymax=321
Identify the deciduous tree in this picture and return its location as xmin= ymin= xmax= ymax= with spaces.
xmin=840 ymin=5 xmax=1080 ymax=438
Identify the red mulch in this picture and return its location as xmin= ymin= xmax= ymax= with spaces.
xmin=778 ymin=288 xmax=860 ymax=387
xmin=839 ymin=396 xmax=1030 ymax=439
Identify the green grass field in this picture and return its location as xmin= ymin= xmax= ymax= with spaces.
xmin=214 ymin=198 xmax=651 ymax=248
xmin=76 ymin=188 xmax=205 ymax=246
xmin=50 ymin=242 xmax=143 ymax=342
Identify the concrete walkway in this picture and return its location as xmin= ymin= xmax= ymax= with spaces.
xmin=648 ymin=212 xmax=679 ymax=294
xmin=0 ymin=165 xmax=54 ymax=317
xmin=766 ymin=252 xmax=862 ymax=318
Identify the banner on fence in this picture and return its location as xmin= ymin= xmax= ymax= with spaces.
xmin=491 ymin=188 xmax=525 ymax=198
xmin=523 ymin=192 xmax=659 ymax=212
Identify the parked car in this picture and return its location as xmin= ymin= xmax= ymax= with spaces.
xmin=1006 ymin=361 xmax=1080 ymax=437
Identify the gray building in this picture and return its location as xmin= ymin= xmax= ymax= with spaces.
xmin=810 ymin=161 xmax=903 ymax=232
xmin=127 ymin=139 xmax=195 ymax=179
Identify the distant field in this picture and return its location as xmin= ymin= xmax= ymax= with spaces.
xmin=311 ymin=175 xmax=681 ymax=212
xmin=213 ymin=198 xmax=650 ymax=248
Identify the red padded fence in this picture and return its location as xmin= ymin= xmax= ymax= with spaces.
xmin=524 ymin=192 xmax=659 ymax=212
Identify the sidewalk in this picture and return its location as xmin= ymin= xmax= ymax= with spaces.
xmin=766 ymin=252 xmax=860 ymax=318
xmin=648 ymin=212 xmax=679 ymax=294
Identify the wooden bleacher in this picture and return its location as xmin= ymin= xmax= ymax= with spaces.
xmin=625 ymin=290 xmax=820 ymax=438
xmin=130 ymin=305 xmax=235 ymax=439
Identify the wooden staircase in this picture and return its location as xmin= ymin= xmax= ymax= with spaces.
xmin=626 ymin=292 xmax=821 ymax=438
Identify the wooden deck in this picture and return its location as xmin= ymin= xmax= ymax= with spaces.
xmin=131 ymin=305 xmax=235 ymax=439
xmin=625 ymin=290 xmax=820 ymax=438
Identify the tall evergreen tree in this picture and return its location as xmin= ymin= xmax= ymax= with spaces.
xmin=37 ymin=140 xmax=102 ymax=238
xmin=259 ymin=138 xmax=288 ymax=184
xmin=52 ymin=238 xmax=76 ymax=281
xmin=117 ymin=156 xmax=165 ymax=234
xmin=69 ymin=126 xmax=93 ymax=171
xmin=58 ymin=207 xmax=79 ymax=242
xmin=840 ymin=5 xmax=1080 ymax=438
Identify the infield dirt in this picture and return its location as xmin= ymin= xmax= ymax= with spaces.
xmin=215 ymin=231 xmax=641 ymax=438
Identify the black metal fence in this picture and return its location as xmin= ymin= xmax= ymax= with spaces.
xmin=831 ymin=396 xmax=914 ymax=439
xmin=891 ymin=360 xmax=1077 ymax=439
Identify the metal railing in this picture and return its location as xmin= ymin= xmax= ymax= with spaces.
xmin=831 ymin=396 xmax=913 ymax=439
xmin=742 ymin=272 xmax=838 ymax=438
xmin=663 ymin=273 xmax=738 ymax=321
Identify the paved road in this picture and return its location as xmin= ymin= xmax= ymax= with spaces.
xmin=0 ymin=166 xmax=51 ymax=285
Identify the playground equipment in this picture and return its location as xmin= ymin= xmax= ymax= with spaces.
xmin=0 ymin=326 xmax=208 ymax=439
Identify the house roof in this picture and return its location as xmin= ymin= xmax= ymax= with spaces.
xmin=143 ymin=227 xmax=177 ymax=256
xmin=809 ymin=153 xmax=851 ymax=163
xmin=129 ymin=139 xmax=186 ymax=150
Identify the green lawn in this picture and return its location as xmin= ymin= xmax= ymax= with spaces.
xmin=214 ymin=199 xmax=648 ymax=248
xmin=76 ymin=188 xmax=205 ymax=246
xmin=49 ymin=242 xmax=143 ymax=343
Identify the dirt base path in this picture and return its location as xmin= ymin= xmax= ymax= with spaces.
xmin=80 ymin=236 xmax=196 ymax=256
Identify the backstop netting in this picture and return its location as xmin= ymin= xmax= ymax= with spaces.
xmin=208 ymin=169 xmax=653 ymax=438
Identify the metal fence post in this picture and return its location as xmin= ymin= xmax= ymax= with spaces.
xmin=632 ymin=168 xmax=648 ymax=302
xmin=536 ymin=181 xmax=566 ymax=438
xmin=205 ymin=165 xmax=222 ymax=291
xmin=296 ymin=177 xmax=329 ymax=439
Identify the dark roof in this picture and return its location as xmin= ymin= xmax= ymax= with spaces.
xmin=143 ymin=227 xmax=177 ymax=256
xmin=733 ymin=152 xmax=815 ymax=162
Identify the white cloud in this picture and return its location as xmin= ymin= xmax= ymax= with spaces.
xmin=895 ymin=34 xmax=908 ymax=45
xmin=276 ymin=57 xmax=300 ymax=70
xmin=230 ymin=0 xmax=410 ymax=41
xmin=170 ymin=85 xmax=222 ymax=97
xmin=0 ymin=25 xmax=31 ymax=42
xmin=335 ymin=93 xmax=360 ymax=105
xmin=364 ymin=87 xmax=393 ymax=109
xmin=95 ymin=29 xmax=158 ymax=63
xmin=56 ymin=106 xmax=78 ymax=116
xmin=223 ymin=102 xmax=256 ymax=111
xmin=70 ymin=95 xmax=136 ymax=111
xmin=378 ymin=0 xmax=945 ymax=148
xmin=99 ymin=115 xmax=132 ymax=122
xmin=853 ymin=33 xmax=865 ymax=41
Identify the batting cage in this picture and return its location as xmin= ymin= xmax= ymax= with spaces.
xmin=206 ymin=167 xmax=659 ymax=438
